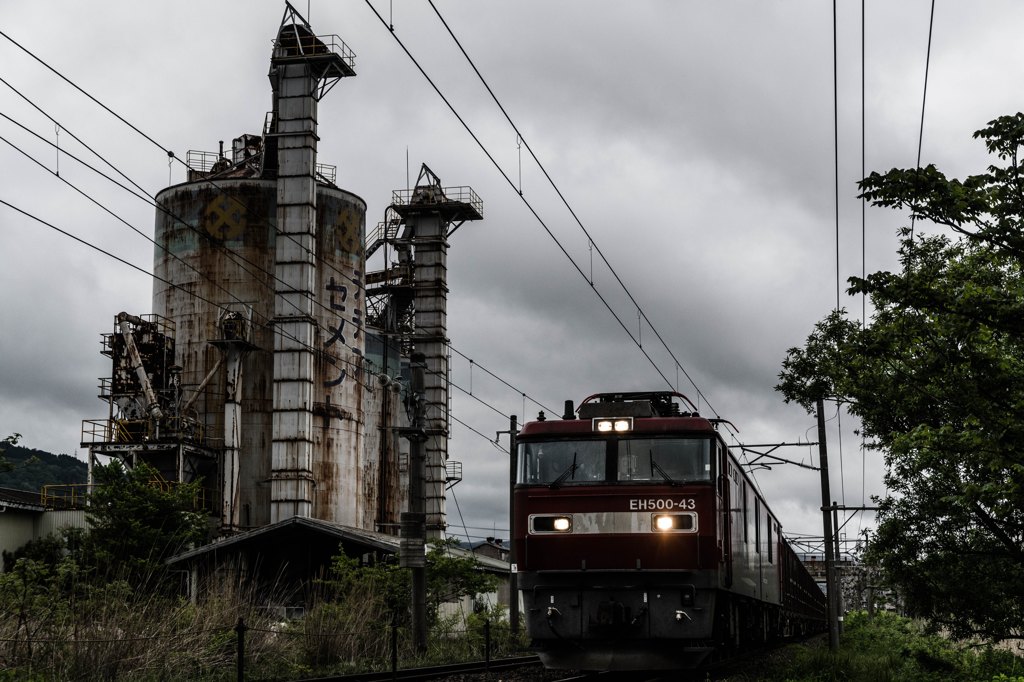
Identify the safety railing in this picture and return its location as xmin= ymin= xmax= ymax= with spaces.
xmin=391 ymin=186 xmax=483 ymax=218
xmin=41 ymin=483 xmax=92 ymax=509
xmin=272 ymin=32 xmax=355 ymax=71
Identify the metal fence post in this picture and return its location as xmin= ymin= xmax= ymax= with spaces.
xmin=234 ymin=617 xmax=246 ymax=682
xmin=391 ymin=618 xmax=398 ymax=680
xmin=484 ymin=619 xmax=491 ymax=670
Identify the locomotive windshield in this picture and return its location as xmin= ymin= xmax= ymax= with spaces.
xmin=517 ymin=437 xmax=711 ymax=485
xmin=518 ymin=440 xmax=607 ymax=486
xmin=618 ymin=438 xmax=711 ymax=483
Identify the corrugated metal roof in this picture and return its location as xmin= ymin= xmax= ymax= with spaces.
xmin=167 ymin=516 xmax=399 ymax=564
xmin=167 ymin=516 xmax=511 ymax=574
xmin=0 ymin=487 xmax=44 ymax=511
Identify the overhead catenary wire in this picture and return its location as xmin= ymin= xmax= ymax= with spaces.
xmin=910 ymin=0 xmax=936 ymax=245
xmin=0 ymin=74 xmax=155 ymax=203
xmin=0 ymin=196 xmax=374 ymax=395
xmin=0 ymin=122 xmax=375 ymax=392
xmin=831 ymin=0 xmax=851 ymax=510
xmin=0 ymin=79 xmax=364 ymax=333
xmin=860 ymin=0 xmax=868 ymax=530
xmin=0 ymin=29 xmax=371 ymax=306
xmin=449 ymin=346 xmax=559 ymax=417
xmin=2 ymin=109 xmax=530 ymax=458
xmin=362 ymin=0 xmax=707 ymax=418
xmin=4 ymin=16 xmax=686 ymax=471
xmin=424 ymin=0 xmax=718 ymax=418
xmin=2 ymin=27 xmax=554 ymax=446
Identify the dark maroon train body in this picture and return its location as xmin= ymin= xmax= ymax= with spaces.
xmin=512 ymin=391 xmax=825 ymax=670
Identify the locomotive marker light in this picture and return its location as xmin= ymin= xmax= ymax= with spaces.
xmin=593 ymin=417 xmax=633 ymax=432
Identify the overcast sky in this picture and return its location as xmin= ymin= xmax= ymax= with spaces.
xmin=3 ymin=1 xmax=1022 ymax=548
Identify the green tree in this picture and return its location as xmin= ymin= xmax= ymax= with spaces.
xmin=85 ymin=460 xmax=208 ymax=588
xmin=777 ymin=114 xmax=1024 ymax=641
xmin=323 ymin=538 xmax=499 ymax=626
xmin=0 ymin=433 xmax=21 ymax=474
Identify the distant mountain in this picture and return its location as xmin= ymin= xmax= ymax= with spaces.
xmin=0 ymin=444 xmax=88 ymax=492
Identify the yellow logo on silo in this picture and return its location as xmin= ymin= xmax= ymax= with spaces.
xmin=203 ymin=196 xmax=246 ymax=241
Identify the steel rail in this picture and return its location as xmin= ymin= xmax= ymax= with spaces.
xmin=291 ymin=655 xmax=541 ymax=682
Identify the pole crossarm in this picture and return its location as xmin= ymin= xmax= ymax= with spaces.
xmin=729 ymin=442 xmax=820 ymax=471
xmin=825 ymin=504 xmax=880 ymax=535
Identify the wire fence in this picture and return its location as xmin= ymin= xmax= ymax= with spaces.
xmin=0 ymin=615 xmax=524 ymax=681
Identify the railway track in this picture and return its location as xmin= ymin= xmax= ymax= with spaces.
xmin=294 ymin=634 xmax=824 ymax=682
xmin=291 ymin=655 xmax=543 ymax=682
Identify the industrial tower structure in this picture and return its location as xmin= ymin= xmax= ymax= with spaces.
xmin=266 ymin=4 xmax=355 ymax=523
xmin=82 ymin=5 xmax=482 ymax=545
xmin=369 ymin=165 xmax=482 ymax=536
xmin=85 ymin=5 xmax=390 ymax=532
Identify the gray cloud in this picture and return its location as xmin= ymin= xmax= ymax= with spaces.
xmin=2 ymin=0 xmax=1020 ymax=543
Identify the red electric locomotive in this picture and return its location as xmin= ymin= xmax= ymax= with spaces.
xmin=512 ymin=391 xmax=826 ymax=670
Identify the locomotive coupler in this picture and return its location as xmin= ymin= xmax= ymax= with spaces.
xmin=547 ymin=606 xmax=562 ymax=618
xmin=675 ymin=610 xmax=692 ymax=623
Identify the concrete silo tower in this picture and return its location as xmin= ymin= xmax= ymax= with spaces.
xmin=151 ymin=4 xmax=378 ymax=531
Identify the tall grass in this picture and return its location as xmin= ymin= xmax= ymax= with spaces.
xmin=0 ymin=556 xmax=521 ymax=681
xmin=767 ymin=611 xmax=1024 ymax=682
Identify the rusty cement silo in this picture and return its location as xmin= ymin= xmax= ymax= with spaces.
xmin=152 ymin=6 xmax=371 ymax=531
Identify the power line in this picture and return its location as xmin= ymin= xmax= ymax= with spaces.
xmin=0 ymin=74 xmax=153 ymax=202
xmin=3 ymin=17 xmax=676 ymax=478
xmin=0 ymin=30 xmax=373 ymax=307
xmin=911 ymin=0 xmax=937 ymax=245
xmin=833 ymin=0 xmax=841 ymax=314
xmin=0 ymin=123 xmax=375 ymax=390
xmin=2 ymin=27 xmax=550 ymax=442
xmin=449 ymin=347 xmax=559 ymax=416
xmin=2 ymin=59 xmax=533 ymax=470
xmin=363 ymin=0 xmax=713 ymax=418
xmin=0 ymin=196 xmax=373 ymax=392
xmin=0 ymin=83 xmax=359 ymax=331
xmin=423 ymin=0 xmax=719 ymax=419
xmin=0 ymin=29 xmax=170 ymax=157
xmin=860 ymin=0 xmax=868 ymax=529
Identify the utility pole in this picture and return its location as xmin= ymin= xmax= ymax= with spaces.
xmin=833 ymin=499 xmax=844 ymax=634
xmin=400 ymin=353 xmax=428 ymax=652
xmin=816 ymin=397 xmax=840 ymax=653
xmin=496 ymin=415 xmax=519 ymax=641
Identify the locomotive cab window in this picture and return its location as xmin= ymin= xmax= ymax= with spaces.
xmin=617 ymin=437 xmax=711 ymax=483
xmin=518 ymin=440 xmax=607 ymax=485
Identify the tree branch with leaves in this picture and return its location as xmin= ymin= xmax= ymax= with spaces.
xmin=777 ymin=114 xmax=1024 ymax=641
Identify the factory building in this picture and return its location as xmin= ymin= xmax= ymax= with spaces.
xmin=78 ymin=4 xmax=481 ymax=548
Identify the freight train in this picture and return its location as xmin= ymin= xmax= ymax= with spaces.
xmin=512 ymin=391 xmax=826 ymax=670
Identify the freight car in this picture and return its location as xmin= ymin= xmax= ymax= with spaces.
xmin=512 ymin=391 xmax=826 ymax=670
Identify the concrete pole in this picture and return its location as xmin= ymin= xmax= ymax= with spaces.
xmin=833 ymin=500 xmax=844 ymax=634
xmin=816 ymin=397 xmax=840 ymax=652
xmin=507 ymin=415 xmax=519 ymax=638
xmin=400 ymin=353 xmax=428 ymax=653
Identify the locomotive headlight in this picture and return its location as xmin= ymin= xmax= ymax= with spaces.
xmin=593 ymin=417 xmax=633 ymax=433
xmin=652 ymin=513 xmax=696 ymax=532
xmin=531 ymin=515 xmax=573 ymax=533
